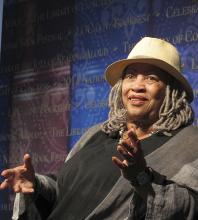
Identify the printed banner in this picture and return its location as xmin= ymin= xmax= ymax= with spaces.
xmin=0 ymin=0 xmax=198 ymax=219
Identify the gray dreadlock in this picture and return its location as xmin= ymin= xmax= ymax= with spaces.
xmin=102 ymin=79 xmax=194 ymax=135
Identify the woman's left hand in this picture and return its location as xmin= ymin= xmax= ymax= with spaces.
xmin=112 ymin=128 xmax=147 ymax=181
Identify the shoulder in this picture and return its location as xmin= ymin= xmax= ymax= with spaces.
xmin=170 ymin=125 xmax=198 ymax=150
xmin=65 ymin=123 xmax=103 ymax=161
xmin=182 ymin=125 xmax=198 ymax=132
xmin=146 ymin=125 xmax=198 ymax=178
xmin=174 ymin=125 xmax=198 ymax=138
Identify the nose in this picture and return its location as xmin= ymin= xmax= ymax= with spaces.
xmin=131 ymin=76 xmax=146 ymax=93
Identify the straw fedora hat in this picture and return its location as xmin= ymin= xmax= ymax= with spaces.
xmin=105 ymin=37 xmax=194 ymax=102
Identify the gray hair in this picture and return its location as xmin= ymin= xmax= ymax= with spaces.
xmin=102 ymin=79 xmax=194 ymax=135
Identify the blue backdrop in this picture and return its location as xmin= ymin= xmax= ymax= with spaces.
xmin=69 ymin=0 xmax=198 ymax=146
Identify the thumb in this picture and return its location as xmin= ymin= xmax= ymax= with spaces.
xmin=23 ymin=154 xmax=34 ymax=171
xmin=112 ymin=156 xmax=127 ymax=169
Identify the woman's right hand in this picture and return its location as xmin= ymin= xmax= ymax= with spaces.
xmin=0 ymin=154 xmax=35 ymax=194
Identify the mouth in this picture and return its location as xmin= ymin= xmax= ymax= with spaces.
xmin=128 ymin=95 xmax=148 ymax=105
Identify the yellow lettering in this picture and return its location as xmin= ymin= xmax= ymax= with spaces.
xmin=185 ymin=30 xmax=198 ymax=42
xmin=192 ymin=57 xmax=198 ymax=69
xmin=166 ymin=5 xmax=198 ymax=18
xmin=193 ymin=89 xmax=198 ymax=98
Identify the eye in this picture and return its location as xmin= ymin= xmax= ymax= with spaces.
xmin=124 ymin=73 xmax=135 ymax=79
xmin=123 ymin=69 xmax=137 ymax=79
xmin=146 ymin=75 xmax=159 ymax=83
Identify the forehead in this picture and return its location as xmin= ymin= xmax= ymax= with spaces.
xmin=124 ymin=63 xmax=171 ymax=82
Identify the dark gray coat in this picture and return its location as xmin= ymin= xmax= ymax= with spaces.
xmin=13 ymin=125 xmax=198 ymax=220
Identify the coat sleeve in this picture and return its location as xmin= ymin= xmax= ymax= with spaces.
xmin=128 ymin=159 xmax=198 ymax=220
xmin=12 ymin=123 xmax=102 ymax=220
xmin=12 ymin=174 xmax=57 ymax=220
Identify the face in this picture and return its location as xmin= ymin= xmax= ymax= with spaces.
xmin=122 ymin=63 xmax=167 ymax=125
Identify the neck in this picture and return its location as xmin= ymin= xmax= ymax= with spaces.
xmin=126 ymin=122 xmax=155 ymax=140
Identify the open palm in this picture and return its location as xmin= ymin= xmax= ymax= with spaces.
xmin=0 ymin=154 xmax=35 ymax=194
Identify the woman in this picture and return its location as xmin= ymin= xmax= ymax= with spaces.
xmin=1 ymin=37 xmax=198 ymax=220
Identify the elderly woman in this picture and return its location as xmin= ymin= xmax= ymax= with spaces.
xmin=1 ymin=37 xmax=198 ymax=220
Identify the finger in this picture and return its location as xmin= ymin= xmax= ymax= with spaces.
xmin=127 ymin=129 xmax=140 ymax=147
xmin=119 ymin=142 xmax=136 ymax=155
xmin=112 ymin=156 xmax=127 ymax=169
xmin=1 ymin=166 xmax=27 ymax=179
xmin=13 ymin=183 xmax=21 ymax=193
xmin=23 ymin=154 xmax=33 ymax=170
xmin=122 ymin=159 xmax=131 ymax=167
xmin=1 ymin=169 xmax=15 ymax=178
xmin=117 ymin=145 xmax=134 ymax=160
xmin=0 ymin=180 xmax=9 ymax=190
xmin=21 ymin=187 xmax=34 ymax=194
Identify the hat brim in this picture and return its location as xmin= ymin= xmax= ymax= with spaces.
xmin=105 ymin=56 xmax=194 ymax=102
